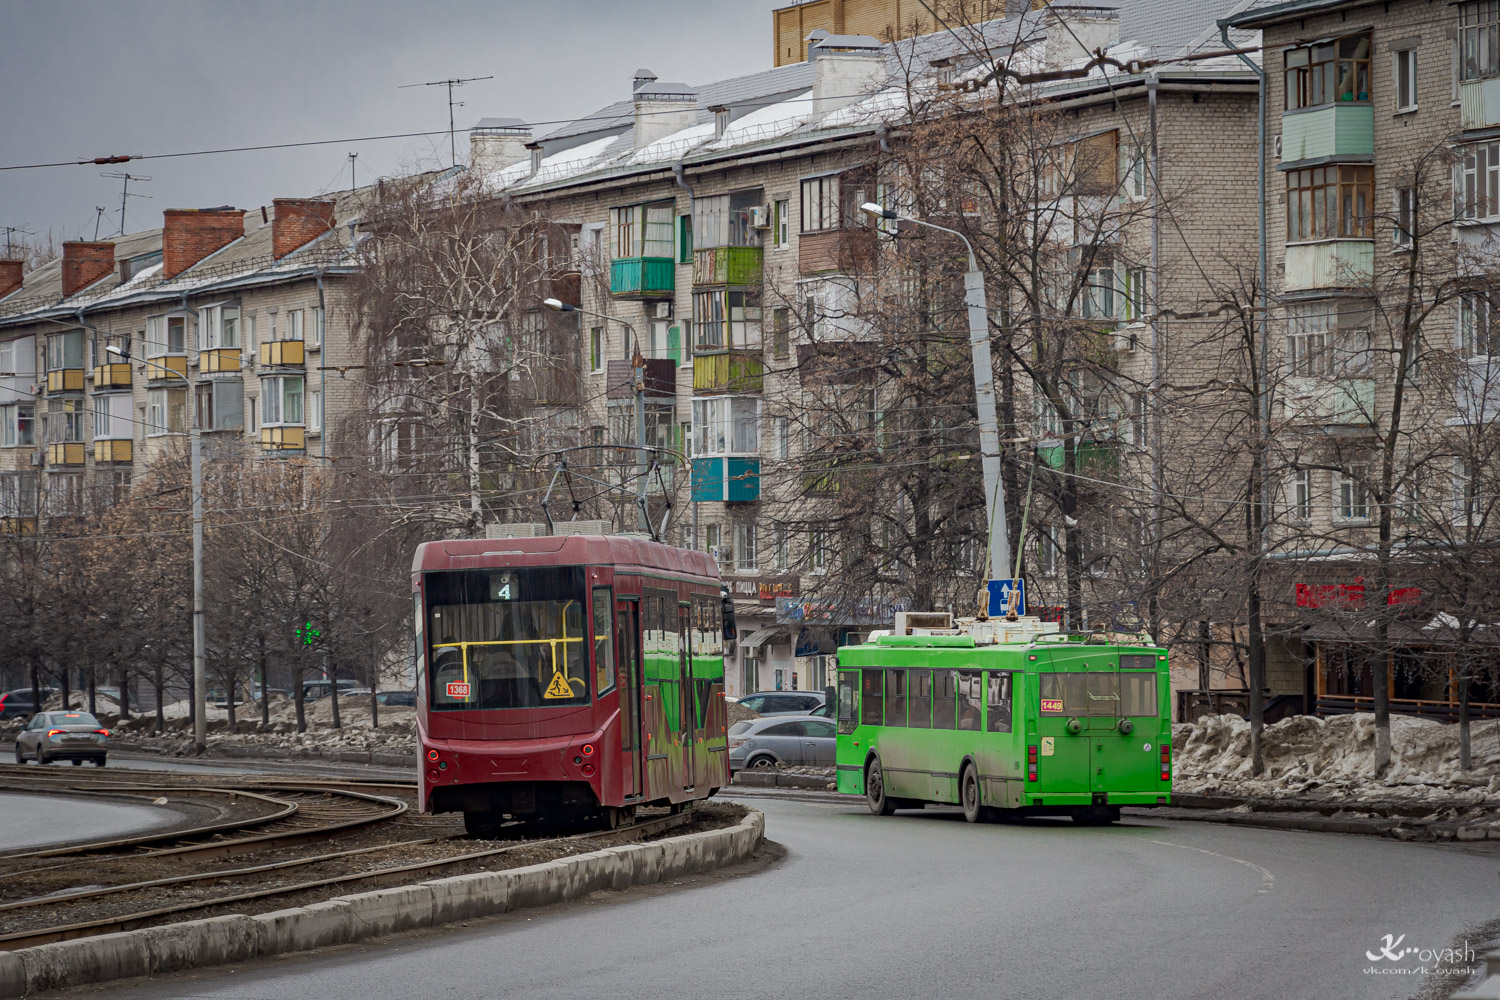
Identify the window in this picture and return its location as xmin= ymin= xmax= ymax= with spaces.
xmin=692 ymin=289 xmax=762 ymax=350
xmin=734 ymin=522 xmax=757 ymax=572
xmin=1287 ymin=165 xmax=1374 ymax=240
xmin=956 ymin=670 xmax=982 ymax=731
xmin=244 ymin=314 xmax=256 ymax=352
xmin=48 ymin=473 xmax=83 ymax=515
xmin=592 ymin=587 xmax=615 ymax=696
xmin=0 ymin=473 xmax=38 ymax=517
xmin=676 ymin=214 xmax=692 ymax=263
xmin=774 ymin=198 xmax=790 ymax=248
xmin=610 ymin=201 xmax=674 ymax=258
xmin=1461 ymin=1 xmax=1500 ymax=82
xmin=772 ymin=307 xmax=790 ymax=359
xmin=1283 ymin=32 xmax=1372 ymax=108
xmin=286 ymin=309 xmax=304 ymax=342
xmin=691 ymin=396 xmax=759 ymax=456
xmin=1286 ymin=303 xmax=1332 ymax=376
xmin=146 ymin=388 xmax=186 ymax=435
xmin=800 ymin=175 xmax=840 ymax=232
xmin=201 ymin=304 xmax=240 ymax=349
xmin=1394 ymin=187 xmax=1416 ymax=249
xmin=857 ymin=669 xmax=884 ymax=726
xmin=986 ymin=672 xmax=1013 ymax=733
xmin=774 ymin=416 xmax=789 ymax=460
xmin=904 ymin=668 xmax=931 ymax=727
xmin=1336 ymin=465 xmax=1371 ymax=521
xmin=693 ymin=190 xmax=763 ymax=249
xmin=0 ymin=336 xmax=35 ymax=381
xmin=1 ymin=404 xmax=34 ymax=447
xmin=1118 ymin=673 xmax=1159 ymax=717
xmin=1455 ymin=140 xmax=1500 ymax=222
xmin=589 ymin=327 xmax=603 ymax=372
xmin=262 ymin=375 xmax=304 ymax=425
xmin=1037 ymin=526 xmax=1060 ymax=576
xmin=1454 ymin=458 xmax=1479 ymax=521
xmin=1394 ymin=48 xmax=1418 ymax=111
xmin=932 ymin=669 xmax=957 ymax=730
xmin=883 ymin=669 xmax=906 ymax=726
xmin=1459 ymin=289 xmax=1500 ymax=357
xmin=310 ymin=307 xmax=324 ymax=348
xmin=1119 ymin=143 xmax=1147 ymax=200
xmin=45 ymin=331 xmax=83 ymax=372
xmin=772 ymin=526 xmax=788 ymax=571
xmin=146 ymin=315 xmax=187 ymax=357
xmin=93 ymin=394 xmax=131 ymax=439
xmin=704 ymin=522 xmax=721 ymax=557
xmin=49 ymin=398 xmax=85 ymax=443
xmin=1289 ymin=468 xmax=1313 ymax=521
xmin=809 ymin=528 xmax=829 ymax=573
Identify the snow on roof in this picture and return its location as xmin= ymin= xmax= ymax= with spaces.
xmin=704 ymin=91 xmax=814 ymax=150
xmin=628 ymin=120 xmax=717 ymax=166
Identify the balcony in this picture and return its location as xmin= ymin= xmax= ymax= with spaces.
xmin=1284 ymin=376 xmax=1376 ymax=426
xmin=691 ymin=456 xmax=760 ymax=502
xmin=1461 ymin=77 xmax=1500 ymax=130
xmin=799 ymin=228 xmax=875 ymax=275
xmin=0 ymin=516 xmax=36 ymax=536
xmin=94 ymin=439 xmax=132 ymax=463
xmin=609 ymin=257 xmax=675 ymax=298
xmin=47 ymin=442 xmax=85 ymax=466
xmin=200 ymin=348 xmax=242 ymax=374
xmin=693 ymin=246 xmax=762 ymax=286
xmin=259 ymin=340 xmax=305 ymax=367
xmin=606 ymin=358 xmax=676 ymax=402
xmin=692 ymin=350 xmax=764 ymax=394
xmin=45 ymin=369 xmax=84 ymax=394
xmin=547 ymin=270 xmax=581 ymax=307
xmin=1454 ymin=360 xmax=1500 ymax=424
xmin=1284 ymin=241 xmax=1374 ymax=291
xmin=92 ymin=363 xmax=131 ymax=389
xmin=260 ymin=426 xmax=305 ymax=451
xmin=1280 ymin=104 xmax=1374 ymax=163
xmin=1036 ymin=440 xmax=1120 ymax=476
xmin=145 ymin=355 xmax=189 ymax=381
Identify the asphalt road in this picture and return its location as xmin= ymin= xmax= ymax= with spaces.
xmin=78 ymin=793 xmax=1498 ymax=1000
xmin=0 ymin=792 xmax=182 ymax=852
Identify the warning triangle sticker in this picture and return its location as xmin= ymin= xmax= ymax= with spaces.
xmin=543 ymin=670 xmax=574 ymax=700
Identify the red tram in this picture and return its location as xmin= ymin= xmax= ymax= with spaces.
xmin=413 ymin=534 xmax=731 ymax=834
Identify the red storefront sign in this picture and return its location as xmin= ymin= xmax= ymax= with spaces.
xmin=1295 ymin=580 xmax=1422 ymax=608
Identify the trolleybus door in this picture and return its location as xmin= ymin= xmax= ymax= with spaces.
xmin=1035 ymin=653 xmax=1093 ymax=796
xmin=617 ymin=602 xmax=644 ymax=800
xmin=678 ymin=602 xmax=696 ymax=790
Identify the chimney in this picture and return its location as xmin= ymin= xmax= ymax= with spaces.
xmin=61 ymin=242 xmax=115 ymax=297
xmin=1043 ymin=6 xmax=1120 ymax=71
xmin=632 ymin=71 xmax=699 ymax=151
xmin=809 ymin=33 xmax=887 ymax=118
xmin=469 ymin=118 xmax=533 ymax=174
xmin=0 ymin=260 xmax=22 ymax=299
xmin=162 ymin=208 xmax=244 ymax=278
xmin=272 ymin=198 xmax=337 ymax=259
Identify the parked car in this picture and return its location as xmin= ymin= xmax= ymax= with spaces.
xmin=14 ymin=711 xmax=110 ymax=766
xmin=0 ymin=688 xmax=57 ymax=721
xmin=728 ymin=715 xmax=836 ymax=772
xmin=375 ymin=689 xmax=416 ymax=707
xmin=734 ymin=691 xmax=827 ymax=717
xmin=300 ymin=679 xmax=364 ymax=701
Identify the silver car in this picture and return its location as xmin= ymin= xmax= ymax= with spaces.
xmin=728 ymin=715 xmax=836 ymax=772
xmin=14 ymin=711 xmax=110 ymax=766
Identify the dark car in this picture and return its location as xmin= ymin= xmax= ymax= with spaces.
xmin=375 ymin=690 xmax=416 ymax=707
xmin=734 ymin=691 xmax=826 ymax=717
xmin=14 ymin=711 xmax=110 ymax=766
xmin=0 ymin=688 xmax=57 ymax=721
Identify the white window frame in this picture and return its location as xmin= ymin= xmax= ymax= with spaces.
xmin=1118 ymin=142 xmax=1148 ymax=200
xmin=146 ymin=387 xmax=187 ymax=436
xmin=1037 ymin=526 xmax=1060 ymax=576
xmin=286 ymin=309 xmax=304 ymax=343
xmin=307 ymin=388 xmax=322 ymax=433
xmin=92 ymin=393 xmax=131 ymax=440
xmin=809 ymin=528 xmax=829 ymax=574
xmin=261 ymin=375 xmax=305 ymax=426
xmin=45 ymin=330 xmax=84 ymax=372
xmin=772 ymin=527 xmax=788 ymax=572
xmin=774 ymin=416 xmax=790 ymax=460
xmin=200 ymin=303 xmax=242 ymax=350
xmin=1394 ymin=47 xmax=1418 ymax=111
xmin=734 ymin=522 xmax=758 ymax=573
xmin=1460 ymin=1 xmax=1500 ymax=83
xmin=690 ymin=396 xmax=759 ymax=457
xmin=1335 ymin=465 xmax=1371 ymax=522
xmin=774 ymin=198 xmax=791 ymax=249
xmin=1289 ymin=468 xmax=1313 ymax=521
xmin=609 ymin=201 xmax=674 ymax=259
xmin=1453 ymin=457 xmax=1479 ymax=522
xmin=1458 ymin=289 xmax=1500 ymax=358
xmin=309 ymin=307 xmax=323 ymax=349
xmin=1455 ymin=139 xmax=1500 ymax=222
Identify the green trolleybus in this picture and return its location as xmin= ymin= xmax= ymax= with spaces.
xmin=835 ymin=612 xmax=1173 ymax=824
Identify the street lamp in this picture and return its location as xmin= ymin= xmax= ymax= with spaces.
xmin=107 ymin=343 xmax=206 ymax=752
xmin=542 ymin=299 xmax=649 ymax=533
xmin=860 ymin=202 xmax=1013 ymax=596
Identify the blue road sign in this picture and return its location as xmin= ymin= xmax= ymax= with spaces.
xmin=987 ymin=578 xmax=1026 ymax=617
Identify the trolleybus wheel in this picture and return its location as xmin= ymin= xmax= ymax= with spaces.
xmin=866 ymin=755 xmax=897 ymax=816
xmin=961 ymin=764 xmax=983 ymax=824
xmin=463 ymin=810 xmax=507 ymax=838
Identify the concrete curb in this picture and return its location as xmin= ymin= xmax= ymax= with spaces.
xmin=730 ymin=771 xmax=834 ymax=791
xmin=0 ymin=810 xmax=764 ymax=998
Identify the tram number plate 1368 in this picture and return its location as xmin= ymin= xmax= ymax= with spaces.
xmin=447 ymin=681 xmax=472 ymax=700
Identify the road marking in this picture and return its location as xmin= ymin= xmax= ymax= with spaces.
xmin=1149 ymin=839 xmax=1275 ymax=894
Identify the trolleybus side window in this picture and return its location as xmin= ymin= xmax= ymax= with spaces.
xmin=933 ymin=669 xmax=957 ymax=730
xmin=1118 ymin=671 xmax=1159 ymax=717
xmin=837 ymin=670 xmax=857 ymax=734
xmin=908 ymin=668 xmax=932 ymax=727
xmin=956 ymin=670 xmax=982 ymax=731
xmin=592 ymin=587 xmax=615 ymax=696
xmin=986 ymin=671 xmax=1013 ymax=733
xmin=860 ymin=669 xmax=883 ymax=725
xmin=884 ymin=668 xmax=907 ymax=727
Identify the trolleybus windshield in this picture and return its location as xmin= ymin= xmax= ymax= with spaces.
xmin=425 ymin=567 xmax=592 ymax=710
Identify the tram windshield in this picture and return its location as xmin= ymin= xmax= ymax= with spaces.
xmin=426 ymin=567 xmax=592 ymax=710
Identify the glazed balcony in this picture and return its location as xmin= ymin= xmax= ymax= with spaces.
xmin=92 ymin=363 xmax=131 ymax=389
xmin=1461 ymin=77 xmax=1500 ymax=130
xmin=1036 ymin=440 xmax=1120 ymax=476
xmin=94 ymin=439 xmax=132 ymax=463
xmin=693 ymin=246 xmax=762 ymax=286
xmin=200 ymin=348 xmax=242 ymax=374
xmin=1284 ymin=241 xmax=1374 ymax=291
xmin=609 ymin=257 xmax=675 ymax=299
xmin=691 ymin=456 xmax=760 ymax=502
xmin=606 ymin=358 xmax=676 ymax=403
xmin=798 ymin=227 xmax=875 ymax=275
xmin=1280 ymin=104 xmax=1373 ymax=162
xmin=692 ymin=350 xmax=764 ymax=394
xmin=259 ymin=340 xmax=305 ymax=367
xmin=47 ymin=442 xmax=85 ymax=466
xmin=260 ymin=425 xmax=305 ymax=451
xmin=145 ymin=355 xmax=189 ymax=382
xmin=45 ymin=369 xmax=84 ymax=394
xmin=1284 ymin=376 xmax=1376 ymax=427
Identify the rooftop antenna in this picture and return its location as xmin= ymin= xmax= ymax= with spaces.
xmin=347 ymin=152 xmax=358 ymax=192
xmin=2 ymin=226 xmax=36 ymax=257
xmin=92 ymin=207 xmax=108 ymax=241
xmin=100 ymin=171 xmax=152 ymax=237
xmin=399 ymin=75 xmax=493 ymax=168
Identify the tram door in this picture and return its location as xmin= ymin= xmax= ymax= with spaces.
xmin=678 ymin=601 xmax=696 ymax=790
xmin=616 ymin=602 xmax=643 ymax=800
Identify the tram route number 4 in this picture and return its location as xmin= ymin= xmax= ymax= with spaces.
xmin=447 ymin=681 xmax=472 ymax=700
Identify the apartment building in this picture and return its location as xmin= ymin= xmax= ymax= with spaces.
xmin=0 ymin=196 xmax=360 ymax=528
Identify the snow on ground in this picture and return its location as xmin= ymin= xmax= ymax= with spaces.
xmin=1174 ymin=712 xmax=1500 ymax=801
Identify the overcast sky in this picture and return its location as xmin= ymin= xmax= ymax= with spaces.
xmin=0 ymin=0 xmax=785 ymax=253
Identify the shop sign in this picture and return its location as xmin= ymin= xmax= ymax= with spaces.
xmin=725 ymin=576 xmax=799 ymax=603
xmin=775 ymin=596 xmax=910 ymax=625
xmin=1296 ymin=581 xmax=1423 ymax=609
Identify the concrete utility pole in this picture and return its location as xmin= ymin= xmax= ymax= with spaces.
xmin=861 ymin=203 xmax=1011 ymax=583
xmin=543 ymin=298 xmax=648 ymax=532
xmin=108 ymin=342 xmax=204 ymax=753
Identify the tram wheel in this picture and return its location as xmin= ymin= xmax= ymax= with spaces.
xmin=866 ymin=755 xmax=897 ymax=816
xmin=463 ymin=809 xmax=507 ymax=838
xmin=961 ymin=765 xmax=983 ymax=824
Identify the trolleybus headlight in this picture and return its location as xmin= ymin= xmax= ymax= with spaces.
xmin=426 ymin=749 xmax=440 ymax=761
xmin=1117 ymin=719 xmax=1134 ymax=735
xmin=1065 ymin=718 xmax=1082 ymax=735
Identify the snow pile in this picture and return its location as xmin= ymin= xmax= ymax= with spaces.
xmin=1174 ymin=712 xmax=1500 ymax=800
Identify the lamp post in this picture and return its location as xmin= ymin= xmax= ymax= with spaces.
xmin=107 ymin=343 xmax=205 ymax=753
xmin=860 ymin=203 xmax=1012 ymax=593
xmin=543 ymin=298 xmax=650 ymax=533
